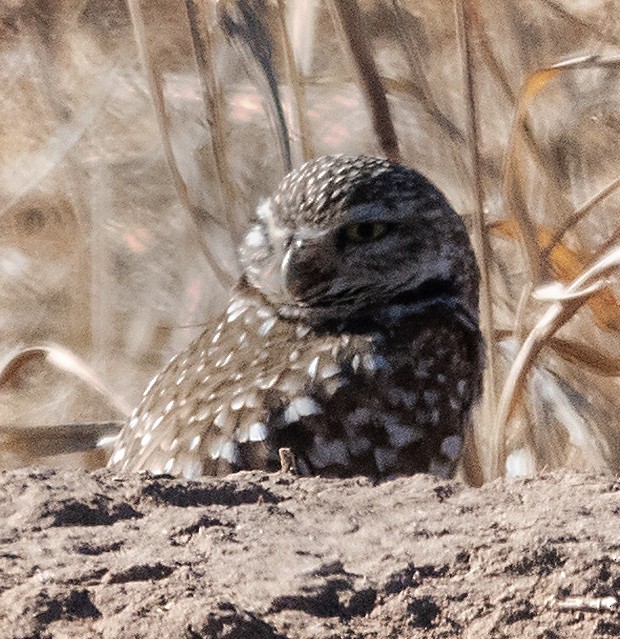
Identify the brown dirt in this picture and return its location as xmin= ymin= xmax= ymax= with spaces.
xmin=0 ymin=468 xmax=618 ymax=638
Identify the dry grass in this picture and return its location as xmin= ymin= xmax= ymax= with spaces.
xmin=1 ymin=0 xmax=620 ymax=481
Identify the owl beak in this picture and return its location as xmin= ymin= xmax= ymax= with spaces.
xmin=283 ymin=236 xmax=334 ymax=302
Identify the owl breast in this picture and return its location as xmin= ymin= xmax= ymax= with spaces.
xmin=109 ymin=280 xmax=482 ymax=480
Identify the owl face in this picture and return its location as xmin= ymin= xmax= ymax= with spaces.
xmin=239 ymin=156 xmax=479 ymax=330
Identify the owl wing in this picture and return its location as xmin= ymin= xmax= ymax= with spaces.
xmin=108 ymin=290 xmax=312 ymax=477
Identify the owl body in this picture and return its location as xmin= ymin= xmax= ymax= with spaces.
xmin=109 ymin=155 xmax=484 ymax=479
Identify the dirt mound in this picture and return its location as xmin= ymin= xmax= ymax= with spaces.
xmin=0 ymin=468 xmax=618 ymax=638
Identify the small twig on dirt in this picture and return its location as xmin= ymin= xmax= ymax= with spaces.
xmin=278 ymin=447 xmax=298 ymax=474
xmin=556 ymin=596 xmax=618 ymax=612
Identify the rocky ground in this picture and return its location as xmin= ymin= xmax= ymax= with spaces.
xmin=0 ymin=468 xmax=618 ymax=638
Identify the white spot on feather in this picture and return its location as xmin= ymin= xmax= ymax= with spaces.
xmin=257 ymin=375 xmax=278 ymax=390
xmin=308 ymin=356 xmax=319 ymax=380
xmin=374 ymin=447 xmax=397 ymax=473
xmin=227 ymin=307 xmax=245 ymax=323
xmin=182 ymin=459 xmax=202 ymax=479
xmin=259 ymin=317 xmax=277 ymax=336
xmin=284 ymin=396 xmax=322 ymax=423
xmin=111 ymin=447 xmax=126 ymax=464
xmin=309 ymin=436 xmax=349 ymax=468
xmin=440 ymin=435 xmax=462 ymax=461
xmin=210 ymin=438 xmax=235 ymax=462
xmin=215 ymin=352 xmax=233 ymax=368
xmin=362 ymin=354 xmax=376 ymax=373
xmin=213 ymin=409 xmax=229 ymax=429
xmin=189 ymin=435 xmax=201 ymax=451
xmin=345 ymin=407 xmax=371 ymax=427
xmin=231 ymin=396 xmax=245 ymax=411
xmin=429 ymin=459 xmax=451 ymax=478
xmin=320 ymin=363 xmax=340 ymax=379
xmin=220 ymin=441 xmax=239 ymax=463
xmin=347 ymin=436 xmax=371 ymax=456
xmin=296 ymin=325 xmax=311 ymax=339
xmin=143 ymin=375 xmax=158 ymax=396
xmin=248 ymin=422 xmax=268 ymax=442
xmin=385 ymin=419 xmax=425 ymax=447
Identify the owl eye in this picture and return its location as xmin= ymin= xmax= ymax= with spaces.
xmin=342 ymin=221 xmax=391 ymax=244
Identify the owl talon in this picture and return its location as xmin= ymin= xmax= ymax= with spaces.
xmin=278 ymin=447 xmax=298 ymax=475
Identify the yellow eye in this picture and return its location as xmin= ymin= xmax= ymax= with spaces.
xmin=342 ymin=222 xmax=390 ymax=244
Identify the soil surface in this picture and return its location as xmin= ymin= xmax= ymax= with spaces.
xmin=0 ymin=468 xmax=618 ymax=638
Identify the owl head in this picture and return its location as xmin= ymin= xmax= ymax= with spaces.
xmin=239 ymin=155 xmax=479 ymax=331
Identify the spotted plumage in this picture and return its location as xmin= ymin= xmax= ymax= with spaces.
xmin=109 ymin=155 xmax=484 ymax=479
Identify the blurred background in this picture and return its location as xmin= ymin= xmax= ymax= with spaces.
xmin=1 ymin=0 xmax=620 ymax=483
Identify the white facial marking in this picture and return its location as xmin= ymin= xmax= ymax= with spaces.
xmin=245 ymin=227 xmax=266 ymax=248
xmin=256 ymin=199 xmax=274 ymax=222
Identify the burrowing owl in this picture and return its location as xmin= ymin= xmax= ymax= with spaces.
xmin=109 ymin=155 xmax=484 ymax=479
